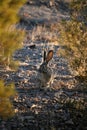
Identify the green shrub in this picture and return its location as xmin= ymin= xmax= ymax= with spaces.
xmin=0 ymin=0 xmax=26 ymax=69
xmin=58 ymin=0 xmax=87 ymax=79
xmin=0 ymin=80 xmax=16 ymax=119
xmin=0 ymin=0 xmax=26 ymax=118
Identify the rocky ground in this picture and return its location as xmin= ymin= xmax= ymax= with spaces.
xmin=0 ymin=1 xmax=87 ymax=130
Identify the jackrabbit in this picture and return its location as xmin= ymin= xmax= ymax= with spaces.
xmin=37 ymin=49 xmax=53 ymax=88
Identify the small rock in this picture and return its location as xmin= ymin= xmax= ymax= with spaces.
xmin=29 ymin=44 xmax=36 ymax=49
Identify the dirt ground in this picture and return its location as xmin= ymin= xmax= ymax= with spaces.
xmin=0 ymin=1 xmax=87 ymax=130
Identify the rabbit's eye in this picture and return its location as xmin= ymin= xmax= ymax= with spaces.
xmin=40 ymin=64 xmax=46 ymax=73
xmin=39 ymin=63 xmax=48 ymax=73
xmin=43 ymin=65 xmax=48 ymax=73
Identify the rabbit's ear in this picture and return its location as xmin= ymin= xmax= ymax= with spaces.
xmin=43 ymin=50 xmax=46 ymax=62
xmin=46 ymin=50 xmax=53 ymax=63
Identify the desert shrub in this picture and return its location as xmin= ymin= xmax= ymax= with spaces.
xmin=0 ymin=0 xmax=26 ymax=69
xmin=58 ymin=0 xmax=87 ymax=80
xmin=0 ymin=0 xmax=26 ymax=118
xmin=0 ymin=80 xmax=16 ymax=119
xmin=70 ymin=0 xmax=87 ymax=21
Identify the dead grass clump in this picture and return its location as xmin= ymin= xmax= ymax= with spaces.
xmin=26 ymin=24 xmax=59 ymax=43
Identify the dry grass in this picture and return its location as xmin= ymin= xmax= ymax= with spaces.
xmin=26 ymin=24 xmax=60 ymax=46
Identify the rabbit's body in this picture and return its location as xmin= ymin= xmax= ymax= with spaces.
xmin=37 ymin=50 xmax=53 ymax=88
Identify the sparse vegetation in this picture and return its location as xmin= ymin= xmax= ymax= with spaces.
xmin=58 ymin=0 xmax=87 ymax=82
xmin=0 ymin=0 xmax=26 ymax=118
xmin=0 ymin=0 xmax=25 ymax=69
xmin=57 ymin=0 xmax=87 ymax=128
xmin=0 ymin=80 xmax=16 ymax=119
xmin=27 ymin=25 xmax=59 ymax=44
